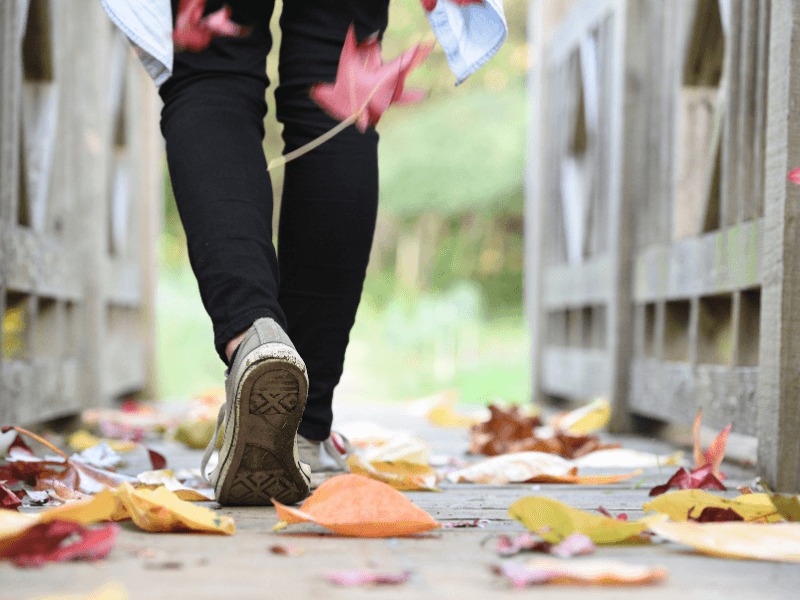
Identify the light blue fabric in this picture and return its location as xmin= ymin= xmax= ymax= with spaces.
xmin=99 ymin=0 xmax=507 ymax=87
xmin=425 ymin=0 xmax=508 ymax=85
xmin=100 ymin=0 xmax=173 ymax=86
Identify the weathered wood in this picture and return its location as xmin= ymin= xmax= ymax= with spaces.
xmin=633 ymin=219 xmax=762 ymax=302
xmin=542 ymin=255 xmax=611 ymax=308
xmin=541 ymin=347 xmax=611 ymax=399
xmin=757 ymin=0 xmax=800 ymax=491
xmin=0 ymin=0 xmax=160 ymax=423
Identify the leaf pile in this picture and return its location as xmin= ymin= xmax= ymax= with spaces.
xmin=469 ymin=404 xmax=619 ymax=458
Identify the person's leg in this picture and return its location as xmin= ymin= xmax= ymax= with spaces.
xmin=275 ymin=0 xmax=390 ymax=442
xmin=159 ymin=0 xmax=281 ymax=364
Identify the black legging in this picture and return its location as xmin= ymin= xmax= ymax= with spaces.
xmin=159 ymin=0 xmax=389 ymax=441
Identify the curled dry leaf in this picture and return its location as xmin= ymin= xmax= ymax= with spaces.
xmin=447 ymin=451 xmax=641 ymax=485
xmin=270 ymin=544 xmax=304 ymax=556
xmin=0 ymin=482 xmax=22 ymax=509
xmin=0 ymin=520 xmax=119 ymax=568
xmin=136 ymin=470 xmax=214 ymax=501
xmin=769 ymin=494 xmax=800 ymax=522
xmin=272 ymin=474 xmax=439 ymax=538
xmin=346 ymin=455 xmax=439 ymax=492
xmin=492 ymin=559 xmax=667 ymax=588
xmin=649 ymin=464 xmax=726 ymax=497
xmin=649 ymin=521 xmax=800 ymax=562
xmin=325 ymin=569 xmax=411 ymax=586
xmin=692 ymin=409 xmax=730 ymax=479
xmin=509 ymin=497 xmax=663 ymax=545
xmin=643 ymin=490 xmax=781 ymax=523
xmin=549 ymin=398 xmax=611 ymax=435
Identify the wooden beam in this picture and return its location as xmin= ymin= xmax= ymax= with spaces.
xmin=757 ymin=0 xmax=800 ymax=491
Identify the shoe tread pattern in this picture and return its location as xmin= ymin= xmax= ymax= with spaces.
xmin=228 ymin=444 xmax=302 ymax=505
xmin=249 ymin=370 xmax=298 ymax=415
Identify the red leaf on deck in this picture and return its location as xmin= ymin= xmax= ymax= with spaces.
xmin=649 ymin=464 xmax=726 ymax=497
xmin=145 ymin=447 xmax=168 ymax=471
xmin=0 ymin=482 xmax=22 ymax=509
xmin=310 ymin=25 xmax=433 ymax=132
xmin=496 ymin=533 xmax=551 ymax=557
xmin=597 ymin=506 xmax=627 ymax=521
xmin=0 ymin=521 xmax=119 ymax=568
xmin=788 ymin=168 xmax=800 ymax=185
xmin=692 ymin=410 xmax=730 ymax=480
xmin=687 ymin=506 xmax=744 ymax=523
xmin=421 ymin=0 xmax=485 ymax=11
xmin=173 ymin=0 xmax=250 ymax=52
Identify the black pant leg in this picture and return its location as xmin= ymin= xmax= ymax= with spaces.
xmin=276 ymin=0 xmax=390 ymax=440
xmin=159 ymin=0 xmax=282 ymax=363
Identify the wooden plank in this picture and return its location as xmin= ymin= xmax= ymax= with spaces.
xmin=0 ymin=357 xmax=80 ymax=425
xmin=0 ymin=225 xmax=82 ymax=298
xmin=541 ymin=347 xmax=611 ymax=399
xmin=548 ymin=0 xmax=618 ymax=63
xmin=757 ymin=0 xmax=800 ymax=491
xmin=543 ymin=254 xmax=611 ymax=308
xmin=526 ymin=0 xmax=546 ymax=405
xmin=0 ymin=0 xmax=22 ymax=224
xmin=628 ymin=358 xmax=759 ymax=436
xmin=633 ymin=219 xmax=762 ymax=302
xmin=720 ymin=0 xmax=743 ymax=227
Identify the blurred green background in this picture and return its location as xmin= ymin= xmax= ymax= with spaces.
xmin=156 ymin=0 xmax=530 ymax=406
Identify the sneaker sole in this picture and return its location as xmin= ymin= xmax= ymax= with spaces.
xmin=215 ymin=346 xmax=311 ymax=506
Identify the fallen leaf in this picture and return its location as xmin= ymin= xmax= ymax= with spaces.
xmin=172 ymin=0 xmax=249 ymax=52
xmin=0 ymin=481 xmax=22 ymax=509
xmin=270 ymin=544 xmax=304 ymax=556
xmin=549 ymin=398 xmax=611 ymax=435
xmin=67 ymin=431 xmax=136 ymax=453
xmin=649 ymin=521 xmax=800 ymax=562
xmin=360 ymin=434 xmax=431 ymax=465
xmin=692 ymin=409 xmax=730 ymax=479
xmin=643 ymin=490 xmax=781 ymax=523
xmin=509 ymin=497 xmax=661 ymax=545
xmin=442 ymin=519 xmax=488 ymax=528
xmin=572 ymin=449 xmax=683 ymax=469
xmin=0 ymin=520 xmax=119 ymax=567
xmin=71 ymin=442 xmax=123 ymax=470
xmin=767 ymin=493 xmax=800 ymax=522
xmin=496 ymin=532 xmax=550 ymax=556
xmin=325 ymin=569 xmax=411 ymax=586
xmin=649 ymin=464 xmax=726 ymax=497
xmin=446 ymin=451 xmax=640 ymax=485
xmin=136 ymin=470 xmax=214 ymax=501
xmin=144 ymin=448 xmax=167 ymax=471
xmin=272 ymin=474 xmax=439 ymax=537
xmin=346 ymin=455 xmax=439 ymax=492
xmin=688 ymin=507 xmax=744 ymax=522
xmin=426 ymin=392 xmax=483 ymax=428
xmin=788 ymin=167 xmax=800 ymax=185
xmin=310 ymin=25 xmax=433 ymax=132
xmin=115 ymin=483 xmax=233 ymax=534
xmin=492 ymin=559 xmax=667 ymax=588
xmin=549 ymin=533 xmax=597 ymax=558
xmin=25 ymin=582 xmax=129 ymax=600
xmin=597 ymin=507 xmax=628 ymax=521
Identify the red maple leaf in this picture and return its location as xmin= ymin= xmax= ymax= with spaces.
xmin=310 ymin=25 xmax=433 ymax=132
xmin=692 ymin=409 xmax=730 ymax=480
xmin=173 ymin=0 xmax=250 ymax=52
xmin=421 ymin=0 xmax=485 ymax=12
xmin=0 ymin=521 xmax=119 ymax=568
xmin=648 ymin=464 xmax=727 ymax=497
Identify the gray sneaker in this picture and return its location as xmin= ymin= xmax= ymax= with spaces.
xmin=201 ymin=317 xmax=311 ymax=506
xmin=296 ymin=433 xmax=351 ymax=489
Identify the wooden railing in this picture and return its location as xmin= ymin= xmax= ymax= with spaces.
xmin=528 ymin=0 xmax=800 ymax=489
xmin=0 ymin=0 xmax=160 ymax=425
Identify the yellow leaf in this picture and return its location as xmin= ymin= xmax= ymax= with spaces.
xmin=40 ymin=488 xmax=128 ymax=524
xmin=424 ymin=391 xmax=481 ymax=428
xmin=136 ymin=469 xmax=214 ymax=501
xmin=0 ymin=510 xmax=38 ymax=543
xmin=649 ymin=521 xmax=800 ymax=562
xmin=643 ymin=490 xmax=782 ymax=523
xmin=174 ymin=419 xmax=224 ymax=450
xmin=67 ymin=430 xmax=136 ymax=453
xmin=115 ymin=483 xmax=234 ymax=534
xmin=550 ymin=398 xmax=610 ymax=434
xmin=509 ymin=496 xmax=662 ymax=544
xmin=28 ymin=582 xmax=129 ymax=600
xmin=346 ymin=455 xmax=440 ymax=491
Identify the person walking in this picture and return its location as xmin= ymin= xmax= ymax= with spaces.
xmin=102 ymin=0 xmax=507 ymax=506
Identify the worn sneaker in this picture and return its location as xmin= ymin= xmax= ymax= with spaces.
xmin=296 ymin=432 xmax=351 ymax=489
xmin=201 ymin=317 xmax=311 ymax=505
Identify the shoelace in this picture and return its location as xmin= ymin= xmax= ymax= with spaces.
xmin=200 ymin=373 xmax=231 ymax=483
